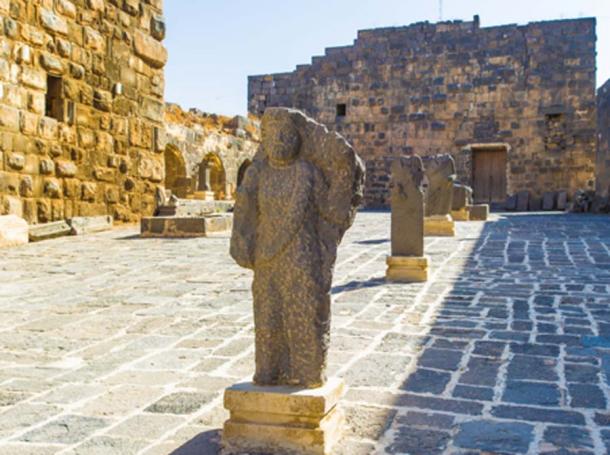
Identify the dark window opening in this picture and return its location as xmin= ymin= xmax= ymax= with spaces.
xmin=45 ymin=75 xmax=64 ymax=122
xmin=336 ymin=103 xmax=347 ymax=117
xmin=544 ymin=113 xmax=566 ymax=153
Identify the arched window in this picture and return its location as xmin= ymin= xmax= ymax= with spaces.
xmin=198 ymin=153 xmax=226 ymax=199
xmin=164 ymin=144 xmax=188 ymax=197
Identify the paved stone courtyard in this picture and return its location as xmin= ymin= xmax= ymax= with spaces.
xmin=1 ymin=212 xmax=610 ymax=454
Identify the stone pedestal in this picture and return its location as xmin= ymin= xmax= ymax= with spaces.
xmin=140 ymin=214 xmax=232 ymax=238
xmin=424 ymin=214 xmax=455 ymax=236
xmin=468 ymin=204 xmax=489 ymax=221
xmin=222 ymin=378 xmax=345 ymax=455
xmin=193 ymin=190 xmax=215 ymax=201
xmin=0 ymin=215 xmax=28 ymax=248
xmin=386 ymin=255 xmax=429 ymax=282
xmin=451 ymin=208 xmax=470 ymax=221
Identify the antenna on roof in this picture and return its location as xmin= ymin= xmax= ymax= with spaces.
xmin=439 ymin=0 xmax=443 ymax=21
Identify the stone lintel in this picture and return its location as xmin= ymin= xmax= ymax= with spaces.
xmin=29 ymin=220 xmax=71 ymax=242
xmin=424 ymin=214 xmax=456 ymax=237
xmin=68 ymin=216 xmax=113 ymax=235
xmin=386 ymin=255 xmax=429 ymax=282
xmin=222 ymin=378 xmax=345 ymax=455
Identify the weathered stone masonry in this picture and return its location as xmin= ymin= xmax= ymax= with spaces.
xmin=249 ymin=17 xmax=597 ymax=208
xmin=0 ymin=0 xmax=167 ymax=224
xmin=163 ymin=103 xmax=259 ymax=201
xmin=597 ymin=79 xmax=610 ymax=197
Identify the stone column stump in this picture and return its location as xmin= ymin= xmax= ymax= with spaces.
xmin=422 ymin=154 xmax=457 ymax=237
xmin=386 ymin=156 xmax=429 ymax=283
xmin=222 ymin=378 xmax=346 ymax=455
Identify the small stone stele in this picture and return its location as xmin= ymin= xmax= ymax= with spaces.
xmin=386 ymin=156 xmax=428 ymax=282
xmin=422 ymin=154 xmax=456 ymax=237
xmin=451 ymin=183 xmax=473 ymax=221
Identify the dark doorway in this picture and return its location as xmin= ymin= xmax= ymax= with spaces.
xmin=472 ymin=148 xmax=507 ymax=204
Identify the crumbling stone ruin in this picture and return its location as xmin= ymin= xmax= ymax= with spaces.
xmin=595 ymin=79 xmax=610 ymax=211
xmin=0 ymin=0 xmax=167 ymax=224
xmin=163 ymin=103 xmax=259 ymax=201
xmin=248 ymin=16 xmax=597 ymax=209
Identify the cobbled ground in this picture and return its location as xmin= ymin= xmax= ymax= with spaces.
xmin=1 ymin=212 xmax=610 ymax=454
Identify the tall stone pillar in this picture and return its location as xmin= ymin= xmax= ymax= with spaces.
xmin=386 ymin=156 xmax=429 ymax=282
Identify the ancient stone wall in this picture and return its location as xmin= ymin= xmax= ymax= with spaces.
xmin=249 ymin=17 xmax=597 ymax=207
xmin=597 ymin=80 xmax=610 ymax=197
xmin=0 ymin=0 xmax=167 ymax=224
xmin=163 ymin=103 xmax=259 ymax=200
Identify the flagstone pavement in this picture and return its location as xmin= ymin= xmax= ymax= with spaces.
xmin=1 ymin=211 xmax=610 ymax=454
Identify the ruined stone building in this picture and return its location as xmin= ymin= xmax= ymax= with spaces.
xmin=249 ymin=17 xmax=597 ymax=208
xmin=597 ymin=79 xmax=610 ymax=198
xmin=0 ymin=0 xmax=167 ymax=224
xmin=163 ymin=104 xmax=259 ymax=201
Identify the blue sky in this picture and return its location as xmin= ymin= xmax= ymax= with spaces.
xmin=164 ymin=0 xmax=609 ymax=116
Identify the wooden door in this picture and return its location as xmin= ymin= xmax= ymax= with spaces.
xmin=472 ymin=149 xmax=507 ymax=204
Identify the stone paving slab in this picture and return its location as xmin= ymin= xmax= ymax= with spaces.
xmin=0 ymin=212 xmax=610 ymax=454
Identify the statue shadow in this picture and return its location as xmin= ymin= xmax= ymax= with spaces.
xmin=355 ymin=238 xmax=390 ymax=245
xmin=331 ymin=277 xmax=386 ymax=294
xmin=169 ymin=429 xmax=222 ymax=455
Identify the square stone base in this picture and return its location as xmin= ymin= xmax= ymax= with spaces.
xmin=468 ymin=204 xmax=489 ymax=221
xmin=451 ymin=208 xmax=470 ymax=221
xmin=193 ymin=190 xmax=216 ymax=201
xmin=424 ymin=215 xmax=455 ymax=236
xmin=222 ymin=378 xmax=346 ymax=455
xmin=140 ymin=215 xmax=232 ymax=238
xmin=386 ymin=255 xmax=429 ymax=282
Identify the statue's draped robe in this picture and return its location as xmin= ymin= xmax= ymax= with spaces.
xmin=230 ymin=158 xmax=333 ymax=387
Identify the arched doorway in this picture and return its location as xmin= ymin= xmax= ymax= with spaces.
xmin=164 ymin=144 xmax=188 ymax=197
xmin=198 ymin=153 xmax=226 ymax=199
xmin=237 ymin=159 xmax=252 ymax=188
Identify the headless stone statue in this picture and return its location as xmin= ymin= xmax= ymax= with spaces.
xmin=422 ymin=154 xmax=457 ymax=217
xmin=391 ymin=156 xmax=425 ymax=257
xmin=230 ymin=108 xmax=365 ymax=388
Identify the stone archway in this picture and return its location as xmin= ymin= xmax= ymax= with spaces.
xmin=164 ymin=144 xmax=189 ymax=197
xmin=198 ymin=153 xmax=226 ymax=199
xmin=237 ymin=159 xmax=252 ymax=188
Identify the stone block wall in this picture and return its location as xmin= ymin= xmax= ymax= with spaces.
xmin=164 ymin=103 xmax=259 ymax=200
xmin=249 ymin=17 xmax=597 ymax=207
xmin=597 ymin=80 xmax=610 ymax=197
xmin=0 ymin=0 xmax=167 ymax=224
